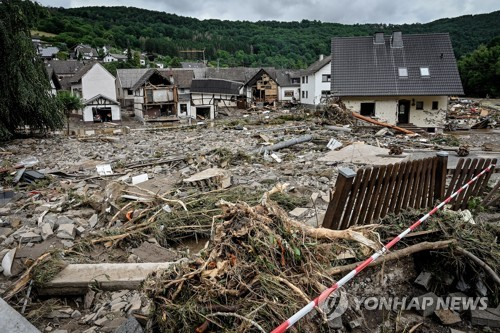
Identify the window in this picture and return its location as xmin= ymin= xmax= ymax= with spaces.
xmin=322 ymin=74 xmax=331 ymax=82
xmin=302 ymin=76 xmax=305 ymax=84
xmin=291 ymin=78 xmax=300 ymax=84
xmin=302 ymin=91 xmax=305 ymax=98
xmin=360 ymin=102 xmax=375 ymax=116
xmin=127 ymin=89 xmax=133 ymax=96
xmin=398 ymin=67 xmax=408 ymax=77
xmin=432 ymin=101 xmax=439 ymax=110
xmin=305 ymin=91 xmax=308 ymax=99
xmin=321 ymin=90 xmax=331 ymax=96
xmin=284 ymin=90 xmax=294 ymax=97
xmin=420 ymin=67 xmax=430 ymax=77
xmin=416 ymin=101 xmax=424 ymax=110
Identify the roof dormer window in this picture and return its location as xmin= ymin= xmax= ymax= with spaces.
xmin=420 ymin=67 xmax=430 ymax=77
xmin=398 ymin=67 xmax=408 ymax=77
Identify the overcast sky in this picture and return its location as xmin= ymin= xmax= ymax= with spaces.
xmin=35 ymin=0 xmax=500 ymax=24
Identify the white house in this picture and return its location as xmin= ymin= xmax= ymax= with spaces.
xmin=300 ymin=55 xmax=332 ymax=106
xmin=103 ymin=53 xmax=128 ymax=63
xmin=70 ymin=62 xmax=121 ymax=123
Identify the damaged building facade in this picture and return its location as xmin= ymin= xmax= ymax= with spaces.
xmin=331 ymin=32 xmax=464 ymax=132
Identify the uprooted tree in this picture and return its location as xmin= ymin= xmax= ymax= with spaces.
xmin=0 ymin=0 xmax=64 ymax=140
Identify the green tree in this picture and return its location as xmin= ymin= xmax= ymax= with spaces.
xmin=56 ymin=90 xmax=82 ymax=135
xmin=0 ymin=0 xmax=64 ymax=139
xmin=458 ymin=41 xmax=500 ymax=97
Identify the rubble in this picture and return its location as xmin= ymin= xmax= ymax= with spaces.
xmin=0 ymin=102 xmax=497 ymax=332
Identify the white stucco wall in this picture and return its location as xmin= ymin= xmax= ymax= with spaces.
xmin=82 ymin=64 xmax=117 ymax=101
xmin=82 ymin=105 xmax=120 ymax=122
xmin=279 ymin=86 xmax=300 ymax=102
xmin=300 ymin=61 xmax=331 ymax=105
xmin=342 ymin=96 xmax=448 ymax=128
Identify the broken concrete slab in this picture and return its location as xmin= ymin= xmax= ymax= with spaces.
xmin=39 ymin=262 xmax=182 ymax=295
xmin=288 ymin=207 xmax=308 ymax=218
xmin=19 ymin=231 xmax=42 ymax=244
xmin=183 ymin=168 xmax=231 ymax=190
xmin=415 ymin=292 xmax=439 ymax=317
xmin=56 ymin=224 xmax=76 ymax=240
xmin=0 ymin=296 xmax=41 ymax=332
xmin=318 ymin=142 xmax=409 ymax=165
xmin=41 ymin=223 xmax=54 ymax=240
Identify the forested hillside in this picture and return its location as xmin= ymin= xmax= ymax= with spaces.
xmin=36 ymin=6 xmax=500 ymax=69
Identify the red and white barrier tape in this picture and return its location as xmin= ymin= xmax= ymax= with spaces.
xmin=271 ymin=163 xmax=496 ymax=333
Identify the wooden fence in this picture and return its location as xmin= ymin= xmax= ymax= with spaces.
xmin=322 ymin=153 xmax=497 ymax=230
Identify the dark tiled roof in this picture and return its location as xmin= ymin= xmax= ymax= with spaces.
xmin=70 ymin=62 xmax=97 ymax=83
xmin=159 ymin=69 xmax=194 ymax=89
xmin=275 ymin=69 xmax=301 ymax=87
xmin=331 ymin=33 xmax=464 ymax=96
xmin=116 ymin=69 xmax=149 ymax=89
xmin=304 ymin=55 xmax=332 ymax=75
xmin=205 ymin=67 xmax=260 ymax=83
xmin=46 ymin=60 xmax=85 ymax=76
xmin=191 ymin=79 xmax=242 ymax=95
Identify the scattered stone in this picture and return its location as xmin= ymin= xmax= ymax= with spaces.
xmin=327 ymin=315 xmax=343 ymax=329
xmin=115 ymin=316 xmax=144 ymax=333
xmin=111 ymin=301 xmax=128 ymax=312
xmin=0 ymin=297 xmax=40 ymax=333
xmin=414 ymin=271 xmax=433 ymax=290
xmin=41 ymin=223 xmax=54 ymax=240
xmin=94 ymin=317 xmax=109 ymax=326
xmin=89 ymin=214 xmax=98 ymax=228
xmin=71 ymin=310 xmax=82 ymax=319
xmin=127 ymin=293 xmax=142 ymax=314
xmin=76 ymin=226 xmax=86 ymax=236
xmin=84 ymin=290 xmax=96 ymax=310
xmin=56 ymin=224 xmax=76 ymax=240
xmin=19 ymin=231 xmax=42 ymax=244
xmin=434 ymin=309 xmax=461 ymax=325
xmin=347 ymin=318 xmax=362 ymax=330
xmin=183 ymin=168 xmax=231 ymax=191
xmin=415 ymin=292 xmax=439 ymax=317
xmin=288 ymin=207 xmax=308 ymax=218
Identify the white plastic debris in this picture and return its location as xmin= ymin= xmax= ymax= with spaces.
xmin=96 ymin=164 xmax=113 ymax=176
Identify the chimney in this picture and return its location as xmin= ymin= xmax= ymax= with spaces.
xmin=391 ymin=31 xmax=403 ymax=48
xmin=319 ymin=54 xmax=324 ymax=61
xmin=374 ymin=32 xmax=385 ymax=44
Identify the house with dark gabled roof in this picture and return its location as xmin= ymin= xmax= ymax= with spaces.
xmin=331 ymin=32 xmax=464 ymax=131
xmin=190 ymin=79 xmax=243 ymax=119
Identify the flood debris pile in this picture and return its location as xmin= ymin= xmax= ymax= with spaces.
xmin=142 ymin=193 xmax=379 ymax=333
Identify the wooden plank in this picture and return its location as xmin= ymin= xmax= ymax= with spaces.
xmin=467 ymin=158 xmax=488 ymax=200
xmin=356 ymin=166 xmax=381 ymax=226
xmin=373 ymin=164 xmax=395 ymax=222
xmin=451 ymin=158 xmax=473 ymax=210
xmin=392 ymin=161 xmax=410 ymax=214
xmin=445 ymin=158 xmax=465 ymax=198
xmin=412 ymin=158 xmax=426 ymax=208
xmin=434 ymin=152 xmax=449 ymax=202
xmin=323 ymin=168 xmax=356 ymax=229
xmin=351 ymin=168 xmax=373 ymax=226
xmin=457 ymin=158 xmax=480 ymax=210
xmin=330 ymin=168 xmax=357 ymax=229
xmin=39 ymin=262 xmax=178 ymax=296
xmin=462 ymin=158 xmax=487 ymax=209
xmin=420 ymin=157 xmax=433 ymax=208
xmin=380 ymin=162 xmax=401 ymax=218
xmin=469 ymin=158 xmax=497 ymax=207
xmin=339 ymin=168 xmax=365 ymax=230
xmin=399 ymin=160 xmax=418 ymax=213
xmin=365 ymin=165 xmax=388 ymax=224
xmin=428 ymin=156 xmax=438 ymax=207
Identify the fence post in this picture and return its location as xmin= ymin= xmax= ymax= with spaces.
xmin=434 ymin=151 xmax=448 ymax=202
xmin=323 ymin=168 xmax=356 ymax=229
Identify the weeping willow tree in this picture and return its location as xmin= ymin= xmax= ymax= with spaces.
xmin=0 ymin=0 xmax=64 ymax=140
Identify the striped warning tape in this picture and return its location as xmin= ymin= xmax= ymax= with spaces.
xmin=271 ymin=163 xmax=496 ymax=333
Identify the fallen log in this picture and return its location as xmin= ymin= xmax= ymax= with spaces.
xmin=326 ymin=239 xmax=456 ymax=275
xmin=454 ymin=246 xmax=500 ymax=286
xmin=351 ymin=112 xmax=416 ymax=135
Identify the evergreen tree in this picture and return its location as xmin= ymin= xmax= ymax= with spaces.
xmin=0 ymin=0 xmax=64 ymax=139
